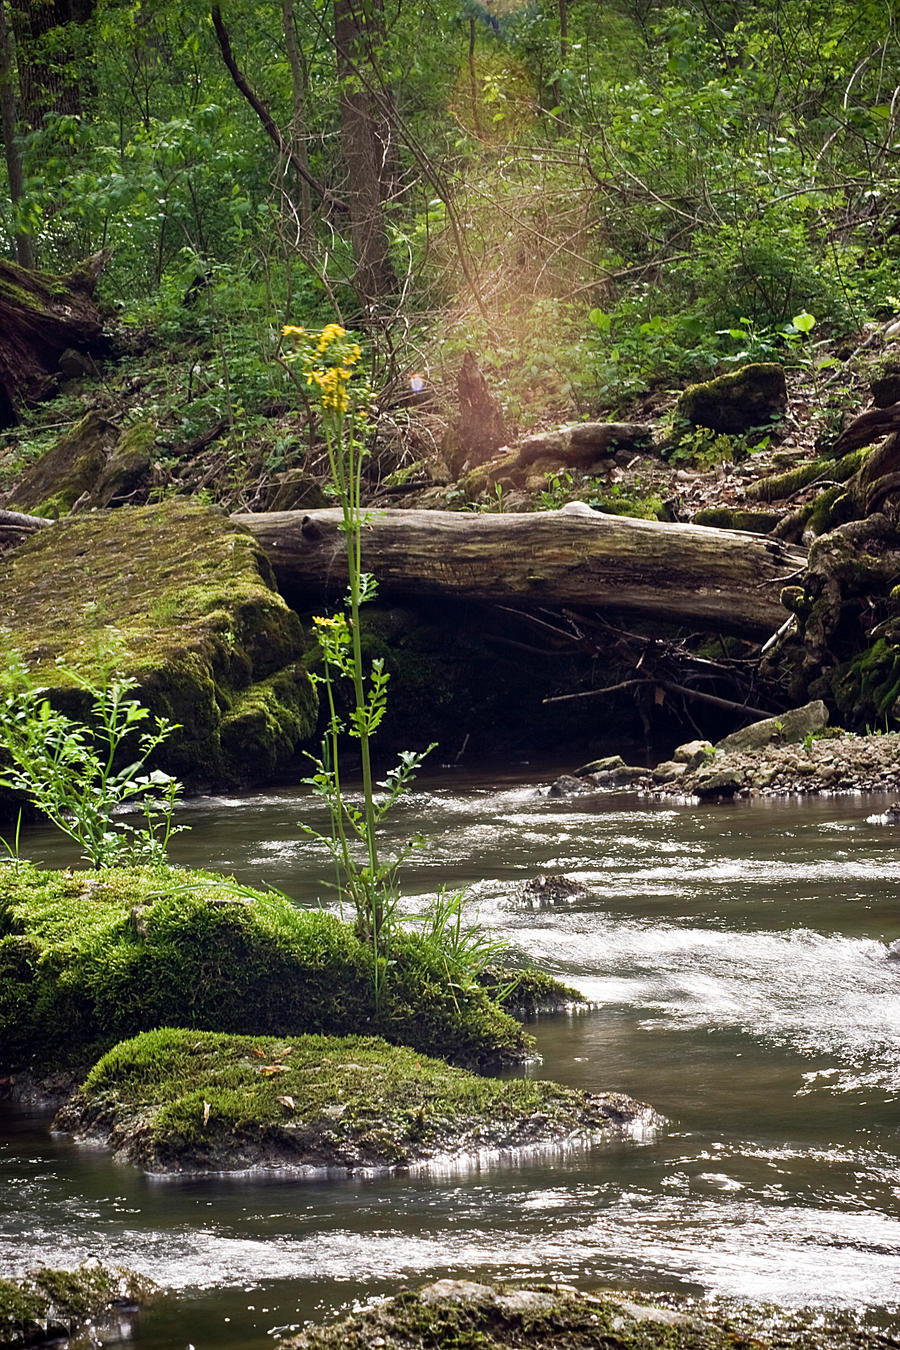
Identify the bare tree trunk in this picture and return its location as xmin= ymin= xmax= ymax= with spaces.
xmin=211 ymin=5 xmax=342 ymax=211
xmin=0 ymin=0 xmax=31 ymax=268
xmin=333 ymin=0 xmax=397 ymax=304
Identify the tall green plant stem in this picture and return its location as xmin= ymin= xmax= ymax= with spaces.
xmin=322 ymin=411 xmax=383 ymax=940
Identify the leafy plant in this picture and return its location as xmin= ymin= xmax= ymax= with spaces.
xmin=281 ymin=324 xmax=434 ymax=1002
xmin=537 ymin=468 xmax=664 ymax=520
xmin=416 ymin=887 xmax=517 ymax=1004
xmin=0 ymin=645 xmax=185 ymax=868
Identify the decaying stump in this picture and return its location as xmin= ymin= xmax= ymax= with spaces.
xmin=0 ymin=251 xmax=109 ymax=427
xmin=233 ymin=506 xmax=803 ymax=638
xmin=447 ymin=350 xmax=508 ymax=474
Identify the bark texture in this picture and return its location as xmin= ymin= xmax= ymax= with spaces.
xmin=232 ymin=507 xmax=804 ymax=638
xmin=0 ymin=252 xmax=108 ymax=426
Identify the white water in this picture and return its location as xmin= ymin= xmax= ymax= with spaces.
xmin=2 ymin=775 xmax=899 ymax=1346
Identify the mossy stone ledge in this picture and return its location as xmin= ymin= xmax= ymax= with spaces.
xmin=54 ymin=1026 xmax=656 ymax=1175
xmin=0 ymin=865 xmax=534 ymax=1079
xmin=283 ymin=1280 xmax=894 ymax=1350
xmin=0 ymin=500 xmax=317 ymax=788
xmin=0 ymin=1263 xmax=154 ymax=1350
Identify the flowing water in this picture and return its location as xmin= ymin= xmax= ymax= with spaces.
xmin=2 ymin=768 xmax=899 ymax=1347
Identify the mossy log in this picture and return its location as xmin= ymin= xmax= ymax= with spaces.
xmin=0 ymin=252 xmax=108 ymax=427
xmin=233 ymin=507 xmax=805 ymax=638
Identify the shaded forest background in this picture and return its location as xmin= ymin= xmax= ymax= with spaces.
xmin=1 ymin=0 xmax=898 ymax=468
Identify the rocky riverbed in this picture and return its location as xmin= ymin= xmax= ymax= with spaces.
xmin=548 ymin=701 xmax=900 ymax=801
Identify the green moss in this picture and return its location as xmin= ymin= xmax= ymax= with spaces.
xmin=0 ymin=502 xmax=317 ymax=788
xmin=746 ymin=447 xmax=867 ymax=508
xmin=692 ymin=507 xmax=782 ymax=533
xmin=832 ymin=638 xmax=900 ymax=724
xmin=57 ymin=1026 xmax=622 ymax=1173
xmin=675 ymin=363 xmax=786 ymax=435
xmin=0 ymin=865 xmax=531 ymax=1075
xmin=284 ymin=1281 xmax=895 ymax=1350
xmin=479 ymin=966 xmax=585 ymax=1015
xmin=0 ymin=1263 xmax=153 ymax=1350
xmin=8 ymin=411 xmax=118 ymax=517
xmin=284 ymin=1282 xmax=738 ymax=1350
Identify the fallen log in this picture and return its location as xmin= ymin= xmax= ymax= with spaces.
xmin=232 ymin=507 xmax=805 ymax=638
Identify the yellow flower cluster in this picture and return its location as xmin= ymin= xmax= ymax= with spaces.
xmin=282 ymin=323 xmax=364 ymax=416
xmin=312 ymin=614 xmax=347 ymax=631
xmin=307 ymin=363 xmax=352 ymax=413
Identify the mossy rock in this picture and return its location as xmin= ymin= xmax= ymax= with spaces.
xmin=54 ymin=1026 xmax=652 ymax=1175
xmin=0 ymin=864 xmax=532 ymax=1076
xmin=675 ymin=363 xmax=787 ymax=435
xmin=830 ymin=638 xmax=900 ymax=725
xmin=4 ymin=411 xmax=156 ymax=516
xmin=0 ymin=1263 xmax=154 ymax=1350
xmin=283 ymin=1279 xmax=881 ymax=1350
xmin=0 ymin=501 xmax=317 ymax=788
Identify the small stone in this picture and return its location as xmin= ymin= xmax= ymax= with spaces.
xmin=673 ymin=739 xmax=714 ymax=768
xmin=574 ymin=755 xmax=625 ymax=776
xmin=651 ymin=760 xmax=686 ymax=782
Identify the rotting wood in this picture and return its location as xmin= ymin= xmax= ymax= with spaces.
xmin=0 ymin=251 xmax=109 ymax=427
xmin=232 ymin=507 xmax=805 ymax=638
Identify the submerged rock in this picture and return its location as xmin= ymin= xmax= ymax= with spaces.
xmin=283 ymin=1274 xmax=900 ymax=1350
xmin=54 ymin=1027 xmax=660 ymax=1176
xmin=0 ymin=500 xmax=317 ymax=788
xmin=0 ymin=1263 xmax=154 ymax=1350
xmin=521 ymin=874 xmax=590 ymax=905
xmin=283 ymin=1280 xmax=896 ymax=1350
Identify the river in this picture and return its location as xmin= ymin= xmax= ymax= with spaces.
xmin=2 ymin=767 xmax=899 ymax=1348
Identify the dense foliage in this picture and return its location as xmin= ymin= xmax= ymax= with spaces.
xmin=2 ymin=0 xmax=898 ymax=421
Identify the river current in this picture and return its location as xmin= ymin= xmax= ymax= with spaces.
xmin=2 ymin=768 xmax=899 ymax=1347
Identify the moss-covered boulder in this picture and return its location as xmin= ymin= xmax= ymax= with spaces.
xmin=0 ymin=1263 xmax=153 ymax=1350
xmin=3 ymin=412 xmax=156 ymax=517
xmin=283 ymin=1280 xmax=892 ymax=1350
xmin=54 ymin=1027 xmax=653 ymax=1175
xmin=676 ymin=363 xmax=787 ymax=435
xmin=0 ymin=865 xmax=532 ymax=1078
xmin=0 ymin=500 xmax=317 ymax=787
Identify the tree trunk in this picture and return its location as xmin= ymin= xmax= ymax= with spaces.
xmin=232 ymin=507 xmax=804 ymax=638
xmin=9 ymin=0 xmax=95 ymax=129
xmin=0 ymin=0 xmax=32 ymax=269
xmin=334 ymin=0 xmax=397 ymax=303
xmin=0 ymin=251 xmax=108 ymax=427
